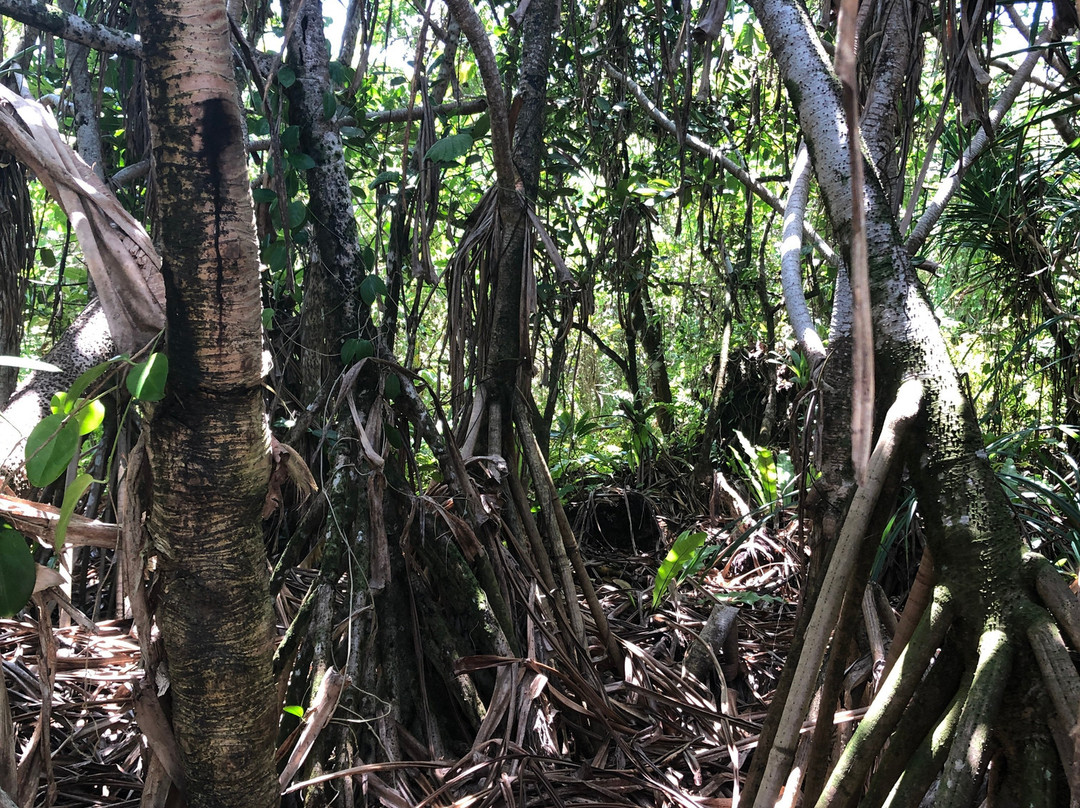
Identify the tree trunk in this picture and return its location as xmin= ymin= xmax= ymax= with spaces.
xmin=744 ymin=0 xmax=1078 ymax=804
xmin=136 ymin=0 xmax=278 ymax=803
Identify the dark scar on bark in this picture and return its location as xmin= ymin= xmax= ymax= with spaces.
xmin=197 ymin=98 xmax=238 ymax=319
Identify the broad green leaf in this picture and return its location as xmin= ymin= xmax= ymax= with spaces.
xmin=252 ymin=187 xmax=277 ymax=203
xmin=359 ymin=275 xmax=387 ymax=306
xmin=288 ymin=152 xmax=317 ymax=171
xmin=287 ymin=200 xmax=307 ymax=230
xmin=66 ymin=359 xmax=115 ymax=403
xmin=470 ymin=113 xmax=490 ymax=139
xmin=424 ymin=133 xmax=474 ymax=164
xmin=264 ymin=241 xmax=288 ymax=272
xmin=25 ymin=414 xmax=81 ymax=487
xmin=127 ymin=353 xmax=169 ymax=402
xmin=369 ymin=171 xmax=400 ymax=189
xmin=0 ymin=527 xmax=34 ymax=617
xmin=652 ymin=530 xmax=707 ymax=609
xmin=283 ymin=705 xmax=304 ymax=719
xmin=282 ymin=125 xmax=301 ymax=152
xmin=262 ymin=308 xmax=275 ymax=330
xmin=383 ymin=374 xmax=401 ymax=399
xmin=322 ymin=90 xmax=337 ymax=119
xmin=278 ymin=65 xmax=296 ymax=88
xmin=341 ymin=338 xmax=373 ymax=365
xmin=74 ymin=399 xmax=106 ymax=435
xmin=0 ymin=356 xmax=61 ymax=373
xmin=361 ymin=246 xmax=376 ymax=273
xmin=39 ymin=247 xmax=56 ymax=267
xmin=55 ymin=472 xmax=94 ymax=553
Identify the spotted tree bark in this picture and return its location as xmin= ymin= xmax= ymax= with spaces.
xmin=743 ymin=0 xmax=1079 ymax=805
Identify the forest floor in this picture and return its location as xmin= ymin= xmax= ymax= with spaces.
xmin=2 ymin=475 xmax=841 ymax=807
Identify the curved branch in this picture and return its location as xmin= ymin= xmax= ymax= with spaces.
xmin=441 ymin=0 xmax=516 ymax=192
xmin=780 ymin=143 xmax=826 ymax=365
xmin=903 ymin=29 xmax=1052 ymax=255
xmin=0 ymin=0 xmax=142 ymax=58
xmin=602 ymin=58 xmax=839 ymax=267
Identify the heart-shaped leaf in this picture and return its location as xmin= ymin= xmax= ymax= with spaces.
xmin=127 ymin=353 xmax=169 ymax=402
xmin=25 ymin=413 xmax=81 ymax=487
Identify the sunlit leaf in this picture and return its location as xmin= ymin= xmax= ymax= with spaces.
xmin=55 ymin=472 xmax=94 ymax=553
xmin=652 ymin=530 xmax=707 ymax=608
xmin=127 ymin=353 xmax=169 ymax=402
xmin=0 ymin=356 xmax=61 ymax=373
xmin=25 ymin=413 xmax=81 ymax=487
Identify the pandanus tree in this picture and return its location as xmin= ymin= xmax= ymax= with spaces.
xmin=734 ymin=0 xmax=1080 ymax=805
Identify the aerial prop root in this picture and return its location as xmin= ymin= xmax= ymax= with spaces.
xmin=814 ymin=585 xmax=954 ymax=808
xmin=750 ymin=379 xmax=924 ymax=808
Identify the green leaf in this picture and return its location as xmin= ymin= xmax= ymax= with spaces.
xmin=25 ymin=414 xmax=81 ymax=487
xmin=287 ymin=199 xmax=307 ymax=230
xmin=55 ymin=472 xmax=94 ymax=553
xmin=369 ymin=171 xmax=400 ymax=189
xmin=383 ymin=374 xmax=400 ymax=399
xmin=0 ymin=526 xmax=34 ymax=617
xmin=278 ymin=66 xmax=296 ymax=88
xmin=323 ymin=90 xmax=337 ymax=119
xmin=39 ymin=247 xmax=56 ymax=267
xmin=66 ymin=359 xmax=115 ymax=404
xmin=424 ymin=133 xmax=474 ymax=164
xmin=0 ymin=356 xmax=61 ymax=373
xmin=127 ymin=353 xmax=169 ymax=402
xmin=73 ymin=399 xmax=106 ymax=436
xmin=282 ymin=125 xmax=301 ymax=152
xmin=52 ymin=394 xmax=105 ymax=435
xmin=341 ymin=338 xmax=373 ymax=364
xmin=652 ymin=530 xmax=707 ymax=609
xmin=264 ymin=241 xmax=288 ymax=272
xmin=262 ymin=308 xmax=275 ymax=331
xmin=359 ymin=274 xmax=387 ymax=306
xmin=469 ymin=113 xmax=490 ymax=140
xmin=288 ymin=152 xmax=317 ymax=171
xmin=283 ymin=704 xmax=304 ymax=719
xmin=252 ymin=187 xmax=277 ymax=204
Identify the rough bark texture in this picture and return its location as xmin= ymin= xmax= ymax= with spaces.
xmin=136 ymin=0 xmax=278 ymax=803
xmin=0 ymin=158 xmax=30 ymax=405
xmin=744 ymin=0 xmax=1071 ymax=802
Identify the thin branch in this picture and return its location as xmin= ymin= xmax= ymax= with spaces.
xmin=367 ymin=97 xmax=487 ymax=124
xmin=441 ymin=0 xmax=516 ymax=192
xmin=904 ymin=27 xmax=1053 ymax=256
xmin=780 ymin=143 xmax=826 ymax=365
xmin=0 ymin=0 xmax=142 ymax=58
xmin=602 ymin=58 xmax=839 ymax=267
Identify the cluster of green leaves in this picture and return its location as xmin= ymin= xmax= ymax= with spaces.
xmin=0 ymin=352 xmax=168 ymax=618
